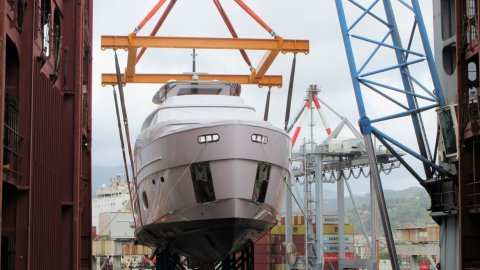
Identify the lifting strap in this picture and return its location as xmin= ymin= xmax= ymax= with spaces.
xmin=263 ymin=86 xmax=271 ymax=121
xmin=134 ymin=0 xmax=275 ymax=69
xmin=284 ymin=53 xmax=297 ymax=131
xmin=112 ymin=86 xmax=137 ymax=229
xmin=114 ymin=50 xmax=144 ymax=226
xmin=234 ymin=0 xmax=276 ymax=36
xmin=137 ymin=0 xmax=177 ymax=63
xmin=134 ymin=0 xmax=168 ymax=33
xmin=213 ymin=0 xmax=253 ymax=70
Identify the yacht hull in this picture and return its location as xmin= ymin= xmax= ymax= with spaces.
xmin=134 ymin=121 xmax=290 ymax=263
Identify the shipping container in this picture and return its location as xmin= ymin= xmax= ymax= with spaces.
xmin=98 ymin=212 xmax=135 ymax=239
xmin=256 ymin=233 xmax=273 ymax=244
xmin=322 ymin=215 xmax=351 ymax=224
xmin=322 ymin=234 xmax=354 ymax=244
xmin=254 ymin=254 xmax=272 ymax=264
xmin=279 ymin=215 xmax=351 ymax=226
xmin=322 ymin=224 xmax=355 ymax=234
xmin=254 ymin=263 xmax=272 ymax=270
xmin=271 ymin=224 xmax=305 ymax=235
xmin=275 ymin=263 xmax=341 ymax=270
xmin=280 ymin=215 xmax=305 ymax=225
xmin=323 ymin=252 xmax=355 ymax=263
xmin=270 ymin=234 xmax=306 ymax=244
xmin=269 ymin=254 xmax=285 ymax=264
xmin=255 ymin=244 xmax=273 ymax=254
xmin=270 ymin=224 xmax=354 ymax=235
xmin=322 ymin=243 xmax=355 ymax=252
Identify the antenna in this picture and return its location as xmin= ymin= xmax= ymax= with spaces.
xmin=191 ymin=48 xmax=197 ymax=73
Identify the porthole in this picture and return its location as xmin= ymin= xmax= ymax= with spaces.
xmin=468 ymin=61 xmax=477 ymax=82
xmin=152 ymin=179 xmax=156 ymax=185
xmin=161 ymin=177 xmax=165 ymax=183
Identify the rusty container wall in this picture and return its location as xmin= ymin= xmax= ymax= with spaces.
xmin=0 ymin=0 xmax=92 ymax=269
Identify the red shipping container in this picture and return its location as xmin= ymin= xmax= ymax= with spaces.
xmin=269 ymin=243 xmax=285 ymax=254
xmin=420 ymin=263 xmax=431 ymax=270
xmin=254 ymin=254 xmax=271 ymax=264
xmin=323 ymin=252 xmax=355 ymax=263
xmin=255 ymin=244 xmax=272 ymax=254
xmin=270 ymin=254 xmax=285 ymax=264
xmin=280 ymin=215 xmax=306 ymax=225
xmin=295 ymin=244 xmax=305 ymax=254
xmin=273 ymin=234 xmax=306 ymax=243
xmin=256 ymin=233 xmax=272 ymax=244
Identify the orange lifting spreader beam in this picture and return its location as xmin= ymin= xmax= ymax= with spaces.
xmin=101 ymin=36 xmax=309 ymax=87
xmin=101 ymin=73 xmax=283 ymax=87
xmin=101 ymin=36 xmax=308 ymax=52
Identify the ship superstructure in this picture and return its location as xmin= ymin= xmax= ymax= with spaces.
xmin=92 ymin=175 xmax=131 ymax=229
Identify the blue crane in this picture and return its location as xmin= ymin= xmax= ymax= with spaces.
xmin=334 ymin=1 xmax=457 ymax=269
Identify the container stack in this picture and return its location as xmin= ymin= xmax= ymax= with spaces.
xmin=254 ymin=215 xmax=355 ymax=270
xmin=322 ymin=214 xmax=355 ymax=267
xmin=254 ymin=232 xmax=275 ymax=270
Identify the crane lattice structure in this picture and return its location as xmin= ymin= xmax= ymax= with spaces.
xmin=334 ymin=1 xmax=458 ymax=269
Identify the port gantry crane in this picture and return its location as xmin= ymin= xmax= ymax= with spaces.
xmin=101 ymin=1 xmax=308 ymax=269
xmin=285 ymin=86 xmax=401 ymax=270
xmin=335 ymin=0 xmax=457 ymax=269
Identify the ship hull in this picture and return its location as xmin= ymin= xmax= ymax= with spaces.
xmin=134 ymin=121 xmax=290 ymax=263
xmin=136 ymin=202 xmax=273 ymax=263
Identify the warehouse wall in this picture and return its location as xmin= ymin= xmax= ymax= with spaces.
xmin=0 ymin=0 xmax=92 ymax=269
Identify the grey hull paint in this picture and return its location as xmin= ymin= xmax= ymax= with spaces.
xmin=134 ymin=120 xmax=291 ymax=262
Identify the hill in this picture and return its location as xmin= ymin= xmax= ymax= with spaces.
xmin=345 ymin=186 xmax=435 ymax=233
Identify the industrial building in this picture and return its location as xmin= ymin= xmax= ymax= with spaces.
xmin=1 ymin=0 xmax=92 ymax=269
xmin=433 ymin=0 xmax=480 ymax=268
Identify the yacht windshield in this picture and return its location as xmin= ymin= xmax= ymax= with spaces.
xmin=178 ymin=87 xmax=224 ymax=96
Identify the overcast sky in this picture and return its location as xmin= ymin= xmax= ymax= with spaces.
xmin=92 ymin=0 xmax=438 ymax=193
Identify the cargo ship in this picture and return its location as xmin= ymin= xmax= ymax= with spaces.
xmin=92 ymin=175 xmax=131 ymax=229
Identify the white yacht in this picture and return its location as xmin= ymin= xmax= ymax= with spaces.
xmin=133 ymin=80 xmax=291 ymax=264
